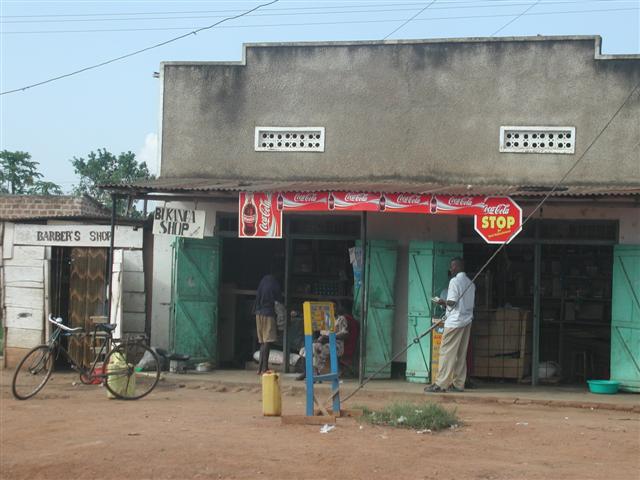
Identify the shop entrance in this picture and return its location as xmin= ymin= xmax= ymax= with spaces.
xmin=461 ymin=218 xmax=617 ymax=385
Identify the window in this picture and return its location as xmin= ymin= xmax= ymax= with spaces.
xmin=500 ymin=126 xmax=575 ymax=154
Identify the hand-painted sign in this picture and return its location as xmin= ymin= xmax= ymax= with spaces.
xmin=473 ymin=197 xmax=523 ymax=244
xmin=153 ymin=207 xmax=206 ymax=238
xmin=239 ymin=191 xmax=522 ymax=244
xmin=12 ymin=224 xmax=143 ymax=248
xmin=239 ymin=192 xmax=282 ymax=238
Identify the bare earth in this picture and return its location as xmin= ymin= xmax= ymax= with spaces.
xmin=1 ymin=371 xmax=638 ymax=480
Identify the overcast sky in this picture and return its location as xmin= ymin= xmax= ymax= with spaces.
xmin=1 ymin=0 xmax=638 ymax=193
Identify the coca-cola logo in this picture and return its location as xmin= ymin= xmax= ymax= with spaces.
xmin=483 ymin=203 xmax=511 ymax=215
xmin=344 ymin=193 xmax=369 ymax=203
xmin=448 ymin=197 xmax=474 ymax=207
xmin=293 ymin=193 xmax=318 ymax=203
xmin=259 ymin=197 xmax=272 ymax=233
xmin=396 ymin=194 xmax=422 ymax=204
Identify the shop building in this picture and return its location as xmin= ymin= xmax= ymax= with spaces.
xmin=106 ymin=36 xmax=639 ymax=390
xmin=1 ymin=195 xmax=148 ymax=368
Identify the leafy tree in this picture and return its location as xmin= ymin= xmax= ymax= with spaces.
xmin=71 ymin=148 xmax=154 ymax=216
xmin=0 ymin=150 xmax=63 ymax=195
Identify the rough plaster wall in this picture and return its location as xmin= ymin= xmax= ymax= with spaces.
xmin=161 ymin=39 xmax=640 ymax=186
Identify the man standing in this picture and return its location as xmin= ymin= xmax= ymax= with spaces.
xmin=425 ymin=257 xmax=475 ymax=393
xmin=255 ymin=273 xmax=282 ymax=375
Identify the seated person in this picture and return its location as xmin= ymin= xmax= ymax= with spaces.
xmin=296 ymin=303 xmax=350 ymax=381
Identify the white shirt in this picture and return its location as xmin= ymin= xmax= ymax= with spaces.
xmin=444 ymin=272 xmax=475 ymax=328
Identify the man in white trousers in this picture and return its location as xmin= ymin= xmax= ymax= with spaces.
xmin=425 ymin=257 xmax=475 ymax=393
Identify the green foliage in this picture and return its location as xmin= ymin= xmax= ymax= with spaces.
xmin=356 ymin=401 xmax=459 ymax=431
xmin=71 ymin=148 xmax=154 ymax=216
xmin=0 ymin=150 xmax=63 ymax=195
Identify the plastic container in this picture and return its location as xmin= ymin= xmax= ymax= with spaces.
xmin=261 ymin=371 xmax=282 ymax=416
xmin=106 ymin=352 xmax=136 ymax=399
xmin=587 ymin=380 xmax=620 ymax=394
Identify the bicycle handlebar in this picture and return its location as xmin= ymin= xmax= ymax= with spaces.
xmin=48 ymin=314 xmax=84 ymax=333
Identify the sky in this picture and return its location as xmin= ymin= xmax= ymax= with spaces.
xmin=1 ymin=0 xmax=639 ymax=193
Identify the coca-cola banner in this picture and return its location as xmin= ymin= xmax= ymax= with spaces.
xmin=239 ymin=192 xmax=282 ymax=238
xmin=277 ymin=192 xmax=329 ymax=211
xmin=238 ymin=191 xmax=522 ymax=244
xmin=331 ymin=192 xmax=382 ymax=211
xmin=474 ymin=197 xmax=523 ymax=244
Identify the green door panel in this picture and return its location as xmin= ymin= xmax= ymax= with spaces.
xmin=406 ymin=242 xmax=462 ymax=383
xmin=355 ymin=240 xmax=398 ymax=379
xmin=611 ymin=245 xmax=640 ymax=392
xmin=171 ymin=237 xmax=221 ymax=365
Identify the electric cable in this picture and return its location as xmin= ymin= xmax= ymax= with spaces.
xmin=340 ymin=79 xmax=640 ymax=406
xmin=3 ymin=6 xmax=636 ymax=35
xmin=0 ymin=0 xmax=279 ymax=96
xmin=490 ymin=0 xmax=541 ymax=36
xmin=382 ymin=0 xmax=438 ymax=40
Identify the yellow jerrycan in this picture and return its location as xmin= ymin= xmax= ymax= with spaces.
xmin=106 ymin=351 xmax=136 ymax=399
xmin=261 ymin=371 xmax=282 ymax=416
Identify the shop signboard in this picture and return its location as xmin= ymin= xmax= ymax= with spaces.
xmin=153 ymin=206 xmax=206 ymax=238
xmin=238 ymin=191 xmax=522 ymax=244
xmin=239 ymin=192 xmax=282 ymax=238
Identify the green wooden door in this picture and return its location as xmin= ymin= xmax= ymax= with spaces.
xmin=363 ymin=240 xmax=398 ymax=379
xmin=611 ymin=245 xmax=640 ymax=392
xmin=406 ymin=241 xmax=462 ymax=383
xmin=171 ymin=237 xmax=221 ymax=365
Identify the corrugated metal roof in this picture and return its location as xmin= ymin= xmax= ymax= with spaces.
xmin=100 ymin=178 xmax=640 ymax=197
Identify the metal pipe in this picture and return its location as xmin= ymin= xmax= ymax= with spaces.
xmin=358 ymin=211 xmax=368 ymax=384
xmin=107 ymin=193 xmax=117 ymax=319
xmin=532 ymin=242 xmax=541 ymax=386
xmin=283 ymin=218 xmax=291 ymax=373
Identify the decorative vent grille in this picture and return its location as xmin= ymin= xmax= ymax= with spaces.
xmin=255 ymin=127 xmax=325 ymax=152
xmin=500 ymin=126 xmax=575 ymax=154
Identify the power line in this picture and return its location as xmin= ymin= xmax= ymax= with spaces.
xmin=3 ymin=0 xmax=623 ymax=22
xmin=382 ymin=1 xmax=438 ymax=40
xmin=0 ymin=0 xmax=279 ymax=96
xmin=491 ymin=0 xmax=541 ymax=36
xmin=2 ymin=6 xmax=636 ymax=35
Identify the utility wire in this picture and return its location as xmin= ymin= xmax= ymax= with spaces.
xmin=4 ymin=0 xmax=618 ymax=22
xmin=3 ymin=7 xmax=636 ymax=35
xmin=491 ymin=0 xmax=541 ymax=36
xmin=382 ymin=0 xmax=438 ymax=39
xmin=341 ymin=79 xmax=640 ymax=406
xmin=0 ymin=0 xmax=279 ymax=96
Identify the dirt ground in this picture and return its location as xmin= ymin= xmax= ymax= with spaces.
xmin=1 ymin=371 xmax=639 ymax=480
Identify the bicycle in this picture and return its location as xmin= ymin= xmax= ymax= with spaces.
xmin=12 ymin=315 xmax=160 ymax=401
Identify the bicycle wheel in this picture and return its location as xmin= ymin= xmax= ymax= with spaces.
xmin=12 ymin=345 xmax=55 ymax=400
xmin=104 ymin=342 xmax=160 ymax=400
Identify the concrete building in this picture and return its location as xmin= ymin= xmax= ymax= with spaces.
xmin=107 ymin=36 xmax=639 ymax=390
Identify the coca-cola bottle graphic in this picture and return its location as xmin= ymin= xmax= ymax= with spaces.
xmin=242 ymin=193 xmax=257 ymax=236
xmin=328 ymin=192 xmax=335 ymax=210
xmin=276 ymin=193 xmax=284 ymax=211
xmin=430 ymin=195 xmax=438 ymax=214
xmin=379 ymin=193 xmax=386 ymax=212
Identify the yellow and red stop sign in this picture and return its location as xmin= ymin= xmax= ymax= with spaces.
xmin=474 ymin=197 xmax=523 ymax=244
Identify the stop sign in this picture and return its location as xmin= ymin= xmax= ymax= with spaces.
xmin=474 ymin=197 xmax=523 ymax=244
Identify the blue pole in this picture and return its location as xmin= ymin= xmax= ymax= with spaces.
xmin=304 ymin=333 xmax=314 ymax=416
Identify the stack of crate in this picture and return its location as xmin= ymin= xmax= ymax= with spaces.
xmin=471 ymin=308 xmax=532 ymax=381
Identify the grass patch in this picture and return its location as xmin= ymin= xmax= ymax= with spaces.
xmin=354 ymin=401 xmax=459 ymax=431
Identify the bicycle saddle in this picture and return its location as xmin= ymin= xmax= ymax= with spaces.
xmin=96 ymin=323 xmax=117 ymax=332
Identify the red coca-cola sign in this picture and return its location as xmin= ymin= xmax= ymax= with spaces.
xmin=239 ymin=192 xmax=282 ymax=238
xmin=430 ymin=195 xmax=486 ymax=216
xmin=331 ymin=192 xmax=380 ymax=211
xmin=384 ymin=193 xmax=431 ymax=214
xmin=474 ymin=196 xmax=522 ymax=244
xmin=279 ymin=192 xmax=329 ymax=211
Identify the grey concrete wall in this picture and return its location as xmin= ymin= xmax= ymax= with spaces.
xmin=160 ymin=36 xmax=640 ymax=187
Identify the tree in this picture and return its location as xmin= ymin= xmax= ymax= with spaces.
xmin=71 ymin=148 xmax=154 ymax=216
xmin=0 ymin=150 xmax=63 ymax=195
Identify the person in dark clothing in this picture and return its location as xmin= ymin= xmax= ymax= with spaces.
xmin=255 ymin=274 xmax=282 ymax=374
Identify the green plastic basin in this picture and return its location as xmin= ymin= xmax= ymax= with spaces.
xmin=587 ymin=380 xmax=620 ymax=394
